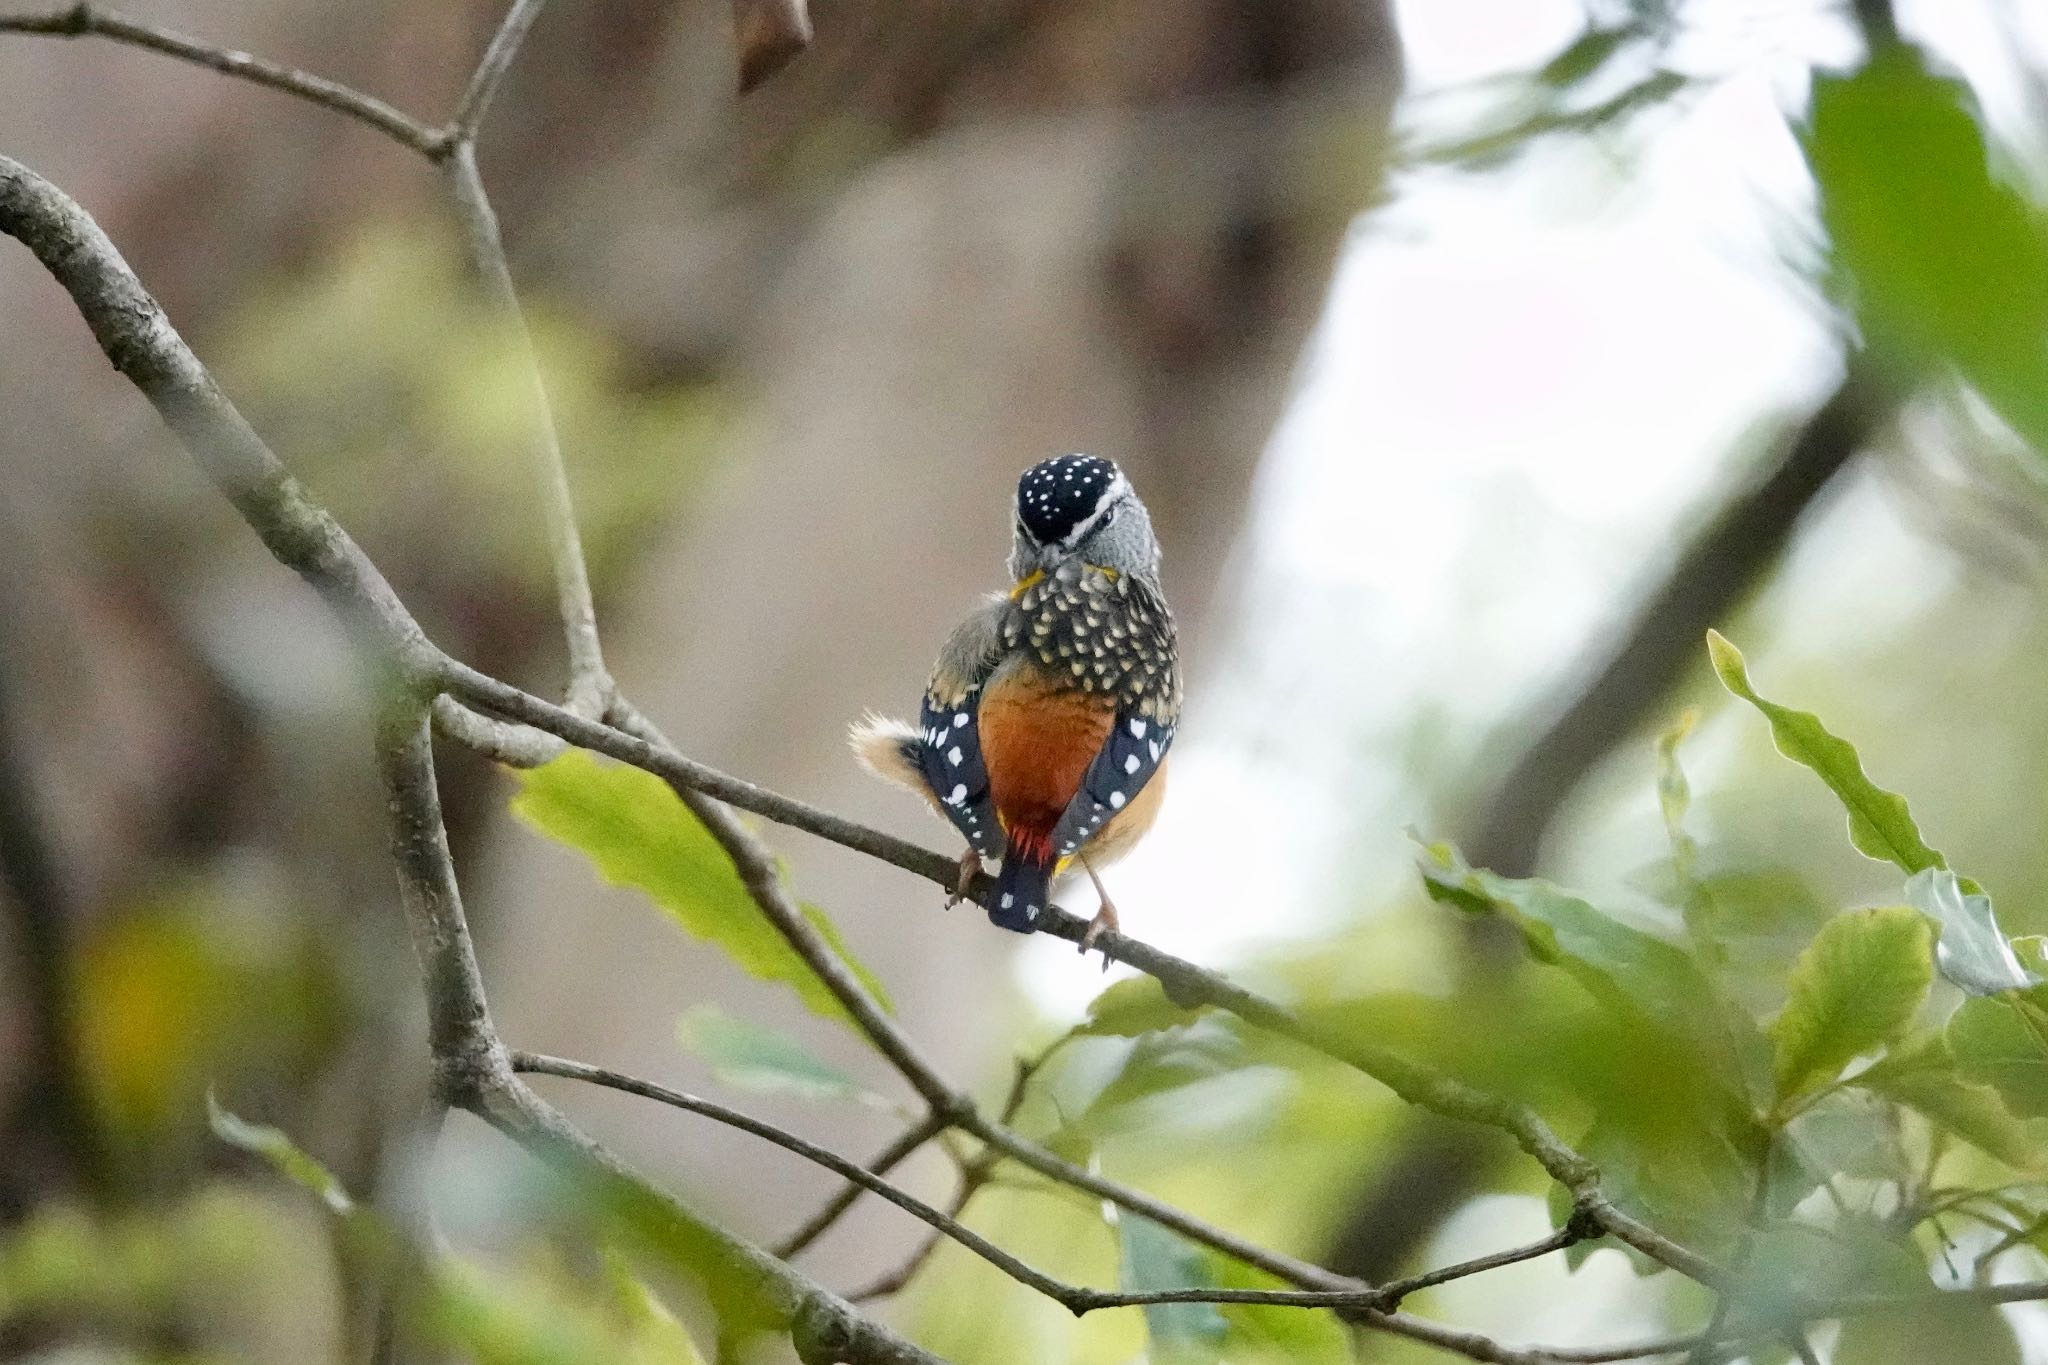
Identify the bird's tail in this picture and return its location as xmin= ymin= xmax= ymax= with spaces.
xmin=847 ymin=712 xmax=923 ymax=792
xmin=990 ymin=828 xmax=1058 ymax=933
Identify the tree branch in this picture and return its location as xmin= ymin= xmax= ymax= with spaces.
xmin=0 ymin=4 xmax=442 ymax=152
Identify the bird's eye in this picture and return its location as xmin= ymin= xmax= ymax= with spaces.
xmin=1102 ymin=506 xmax=1120 ymax=529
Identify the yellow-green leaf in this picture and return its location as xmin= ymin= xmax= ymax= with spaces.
xmin=1770 ymin=907 xmax=1932 ymax=1105
xmin=512 ymin=752 xmax=891 ymax=1029
xmin=1707 ymin=632 xmax=1948 ymax=876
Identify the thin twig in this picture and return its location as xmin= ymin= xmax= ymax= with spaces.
xmin=775 ymin=1114 xmax=950 ymax=1260
xmin=441 ymin=140 xmax=613 ymax=717
xmin=1374 ymin=1221 xmax=1590 ymax=1308
xmin=448 ymin=0 xmax=550 ymax=144
xmin=839 ymin=1045 xmax=1064 ymax=1300
xmin=0 ymin=4 xmax=442 ymax=152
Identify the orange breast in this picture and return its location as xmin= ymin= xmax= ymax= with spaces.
xmin=977 ymin=661 xmax=1115 ymax=849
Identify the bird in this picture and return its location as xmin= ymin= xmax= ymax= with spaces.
xmin=850 ymin=453 xmax=1181 ymax=952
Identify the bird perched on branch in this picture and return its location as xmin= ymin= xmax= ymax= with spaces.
xmin=852 ymin=454 xmax=1181 ymax=951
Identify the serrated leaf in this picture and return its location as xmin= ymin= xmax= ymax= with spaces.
xmin=1805 ymin=46 xmax=2048 ymax=458
xmin=1117 ymin=1217 xmax=1227 ymax=1363
xmin=675 ymin=1006 xmax=866 ymax=1103
xmin=1947 ymin=994 xmax=2048 ymax=1119
xmin=512 ymin=752 xmax=891 ymax=1030
xmin=1080 ymin=976 xmax=1205 ymax=1038
xmin=1708 ymin=633 xmax=1948 ymax=876
xmin=1769 ymin=907 xmax=1932 ymax=1105
xmin=1908 ymin=868 xmax=2040 ymax=996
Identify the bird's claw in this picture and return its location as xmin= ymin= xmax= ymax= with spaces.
xmin=948 ymin=851 xmax=985 ymax=908
xmin=1079 ymin=900 xmax=1119 ymax=971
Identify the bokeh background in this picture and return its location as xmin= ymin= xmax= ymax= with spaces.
xmin=6 ymin=0 xmax=2048 ymax=1360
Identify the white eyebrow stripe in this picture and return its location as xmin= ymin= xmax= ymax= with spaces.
xmin=1057 ymin=474 xmax=1129 ymax=546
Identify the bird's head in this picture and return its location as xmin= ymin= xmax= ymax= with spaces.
xmin=1007 ymin=454 xmax=1161 ymax=584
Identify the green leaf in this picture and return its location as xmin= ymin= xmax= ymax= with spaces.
xmin=1548 ymin=1112 xmax=1755 ymax=1272
xmin=1080 ymin=976 xmax=1205 ymax=1038
xmin=1854 ymin=1054 xmax=2041 ymax=1171
xmin=1190 ymin=1253 xmax=1351 ymax=1364
xmin=1679 ymin=867 xmax=1837 ymax=1019
xmin=1805 ymin=46 xmax=2048 ymax=458
xmin=602 ymin=1251 xmax=713 ymax=1365
xmin=1946 ymin=994 xmax=2048 ymax=1119
xmin=1116 ymin=1217 xmax=1227 ymax=1364
xmin=512 ymin=752 xmax=891 ymax=1029
xmin=208 ymin=1093 xmax=355 ymax=1217
xmin=1707 ymin=632 xmax=1948 ymax=876
xmin=1769 ymin=907 xmax=1932 ymax=1105
xmin=1908 ymin=868 xmax=2041 ymax=996
xmin=1832 ymin=1296 xmax=2022 ymax=1365
xmin=1416 ymin=840 xmax=1750 ymax=1078
xmin=1773 ymin=1091 xmax=1909 ymax=1215
xmin=675 ymin=1006 xmax=868 ymax=1103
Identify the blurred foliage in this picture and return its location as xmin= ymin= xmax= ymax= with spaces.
xmin=1406 ymin=0 xmax=1691 ymax=169
xmin=70 ymin=883 xmax=347 ymax=1180
xmin=1805 ymin=43 xmax=2048 ymax=462
xmin=213 ymin=224 xmax=726 ymax=594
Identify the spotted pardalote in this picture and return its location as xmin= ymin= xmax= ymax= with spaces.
xmin=852 ymin=454 xmax=1181 ymax=947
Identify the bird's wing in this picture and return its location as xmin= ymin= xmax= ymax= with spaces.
xmin=1047 ymin=708 xmax=1176 ymax=865
xmin=915 ymin=597 xmax=1010 ymax=861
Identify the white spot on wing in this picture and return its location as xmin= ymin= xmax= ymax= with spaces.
xmin=1109 ymin=791 xmax=1126 ymax=809
xmin=1129 ymin=719 xmax=1146 ymax=738
xmin=948 ymin=746 xmax=964 ymax=765
xmin=1124 ymin=753 xmax=1140 ymax=774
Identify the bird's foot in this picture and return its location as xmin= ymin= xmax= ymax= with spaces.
xmin=1078 ymin=855 xmax=1118 ymax=970
xmin=948 ymin=851 xmax=986 ymax=908
xmin=1079 ymin=899 xmax=1120 ymax=967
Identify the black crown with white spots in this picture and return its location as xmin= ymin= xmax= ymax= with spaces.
xmin=1016 ymin=454 xmax=1122 ymax=547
